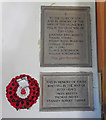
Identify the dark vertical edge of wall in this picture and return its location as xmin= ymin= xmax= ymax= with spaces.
xmin=104 ymin=1 xmax=106 ymax=120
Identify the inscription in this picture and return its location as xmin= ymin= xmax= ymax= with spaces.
xmin=46 ymin=78 xmax=87 ymax=104
xmin=47 ymin=16 xmax=84 ymax=57
xmin=41 ymin=6 xmax=92 ymax=67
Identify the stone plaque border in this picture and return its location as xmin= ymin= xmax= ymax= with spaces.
xmin=40 ymin=72 xmax=94 ymax=111
xmin=40 ymin=6 xmax=92 ymax=67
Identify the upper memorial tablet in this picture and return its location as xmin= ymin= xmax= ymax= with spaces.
xmin=40 ymin=6 xmax=92 ymax=67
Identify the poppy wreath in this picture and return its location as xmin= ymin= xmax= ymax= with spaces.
xmin=6 ymin=74 xmax=40 ymax=110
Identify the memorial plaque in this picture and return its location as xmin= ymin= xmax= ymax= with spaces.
xmin=40 ymin=72 xmax=94 ymax=111
xmin=41 ymin=6 xmax=92 ymax=67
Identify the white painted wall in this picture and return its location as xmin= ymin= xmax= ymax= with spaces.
xmin=0 ymin=2 xmax=2 ymax=120
xmin=2 ymin=2 xmax=101 ymax=118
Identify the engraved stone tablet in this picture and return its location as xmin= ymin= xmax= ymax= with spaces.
xmin=40 ymin=72 xmax=94 ymax=111
xmin=41 ymin=6 xmax=92 ymax=67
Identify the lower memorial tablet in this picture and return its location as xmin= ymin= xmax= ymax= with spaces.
xmin=40 ymin=72 xmax=94 ymax=111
